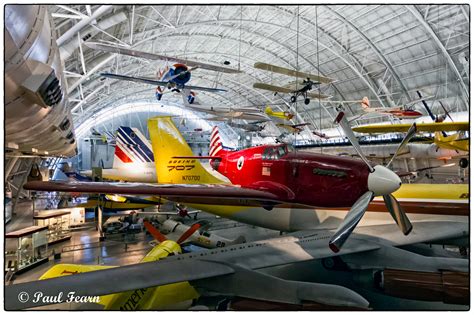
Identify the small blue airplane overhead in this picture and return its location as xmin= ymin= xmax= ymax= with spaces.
xmin=86 ymin=42 xmax=240 ymax=104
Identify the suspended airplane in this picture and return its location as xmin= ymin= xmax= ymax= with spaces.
xmin=86 ymin=42 xmax=240 ymax=104
xmin=265 ymin=106 xmax=294 ymax=120
xmin=25 ymin=112 xmax=421 ymax=253
xmin=227 ymin=121 xmax=266 ymax=132
xmin=276 ymin=122 xmax=310 ymax=134
xmin=417 ymin=91 xmax=469 ymax=154
xmin=357 ymin=96 xmax=423 ymax=119
xmin=187 ymin=104 xmax=271 ymax=121
xmin=352 ymin=121 xmax=469 ymax=153
xmin=6 ymin=219 xmax=468 ymax=310
xmin=253 ymin=62 xmax=333 ymax=104
xmin=312 ymin=130 xmax=334 ymax=140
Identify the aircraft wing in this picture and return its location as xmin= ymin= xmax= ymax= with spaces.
xmin=101 ymin=73 xmax=226 ymax=93
xmin=182 ymin=84 xmax=227 ymax=93
xmin=101 ymin=73 xmax=170 ymax=86
xmin=86 ymin=42 xmax=241 ymax=74
xmin=5 ymin=220 xmax=467 ymax=310
xmin=254 ymin=82 xmax=298 ymax=94
xmin=23 ymin=181 xmax=283 ymax=208
xmin=254 ymin=62 xmax=334 ymax=84
xmin=353 ymin=121 xmax=469 ymax=133
xmin=253 ymin=82 xmax=330 ymax=99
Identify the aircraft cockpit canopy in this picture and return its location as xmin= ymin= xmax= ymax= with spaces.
xmin=262 ymin=144 xmax=295 ymax=160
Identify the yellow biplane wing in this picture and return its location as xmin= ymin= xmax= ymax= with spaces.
xmin=353 ymin=121 xmax=469 ymax=133
xmin=254 ymin=62 xmax=334 ymax=84
xmin=253 ymin=82 xmax=330 ymax=99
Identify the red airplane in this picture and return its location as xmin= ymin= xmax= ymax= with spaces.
xmin=24 ymin=113 xmax=417 ymax=252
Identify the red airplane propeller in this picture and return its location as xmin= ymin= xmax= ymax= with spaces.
xmin=330 ymin=112 xmax=417 ymax=252
xmin=143 ymin=220 xmax=201 ymax=245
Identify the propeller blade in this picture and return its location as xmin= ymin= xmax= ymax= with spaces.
xmin=334 ymin=112 xmax=374 ymax=172
xmin=439 ymin=101 xmax=454 ymax=122
xmin=383 ymin=194 xmax=413 ymax=235
xmin=329 ymin=191 xmax=374 ymax=253
xmin=176 ymin=223 xmax=201 ymax=244
xmin=143 ymin=220 xmax=167 ymax=243
xmin=386 ymin=123 xmax=417 ymax=168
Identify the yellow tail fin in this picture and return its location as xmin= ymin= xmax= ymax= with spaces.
xmin=147 ymin=116 xmax=224 ymax=184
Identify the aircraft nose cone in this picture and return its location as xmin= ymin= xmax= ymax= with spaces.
xmin=367 ymin=165 xmax=402 ymax=196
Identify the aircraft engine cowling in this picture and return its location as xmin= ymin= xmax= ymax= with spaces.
xmin=171 ymin=64 xmax=191 ymax=86
xmin=353 ymin=269 xmax=469 ymax=305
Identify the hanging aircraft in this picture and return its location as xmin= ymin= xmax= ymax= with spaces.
xmin=276 ymin=122 xmax=311 ymax=134
xmin=357 ymin=97 xmax=423 ymax=119
xmin=312 ymin=130 xmax=334 ymax=140
xmin=253 ymin=62 xmax=332 ymax=104
xmin=265 ymin=106 xmax=294 ymax=120
xmin=187 ymin=104 xmax=271 ymax=121
xmin=25 ymin=112 xmax=423 ymax=253
xmin=86 ymin=42 xmax=241 ymax=104
xmin=227 ymin=121 xmax=266 ymax=132
xmin=352 ymin=121 xmax=469 ymax=153
xmin=6 ymin=219 xmax=468 ymax=310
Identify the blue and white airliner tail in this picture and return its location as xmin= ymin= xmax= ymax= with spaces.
xmin=81 ymin=127 xmax=157 ymax=183
xmin=113 ymin=126 xmax=155 ymax=168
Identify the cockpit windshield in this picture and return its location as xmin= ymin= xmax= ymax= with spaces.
xmin=262 ymin=144 xmax=295 ymax=160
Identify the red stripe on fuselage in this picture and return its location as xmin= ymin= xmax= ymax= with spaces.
xmin=115 ymin=145 xmax=133 ymax=163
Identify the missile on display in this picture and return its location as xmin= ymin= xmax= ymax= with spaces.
xmin=5 ymin=5 xmax=76 ymax=157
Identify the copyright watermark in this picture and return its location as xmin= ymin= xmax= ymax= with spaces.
xmin=17 ymin=291 xmax=100 ymax=304
xmin=18 ymin=292 xmax=29 ymax=303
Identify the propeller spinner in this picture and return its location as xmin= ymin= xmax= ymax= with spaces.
xmin=330 ymin=112 xmax=416 ymax=252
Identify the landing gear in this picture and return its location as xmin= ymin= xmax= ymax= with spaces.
xmin=290 ymin=95 xmax=296 ymax=103
xmin=304 ymin=98 xmax=310 ymax=105
xmin=459 ymin=158 xmax=468 ymax=169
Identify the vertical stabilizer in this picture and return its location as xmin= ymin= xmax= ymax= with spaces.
xmin=148 ymin=117 xmax=224 ymax=184
xmin=113 ymin=127 xmax=154 ymax=169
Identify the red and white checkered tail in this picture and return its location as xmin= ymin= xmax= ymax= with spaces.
xmin=209 ymin=126 xmax=224 ymax=157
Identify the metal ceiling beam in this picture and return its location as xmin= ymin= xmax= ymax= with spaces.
xmin=57 ymin=5 xmax=113 ymax=46
xmin=67 ymin=54 xmax=115 ymax=94
xmin=322 ymin=6 xmax=411 ymax=102
xmin=406 ymin=5 xmax=469 ymax=108
xmin=132 ymin=19 xmax=365 ymax=104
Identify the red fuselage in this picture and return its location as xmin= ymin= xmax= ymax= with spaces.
xmin=211 ymin=144 xmax=370 ymax=208
xmin=387 ymin=109 xmax=423 ymax=118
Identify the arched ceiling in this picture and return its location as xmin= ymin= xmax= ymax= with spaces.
xmin=50 ymin=4 xmax=469 ymax=141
